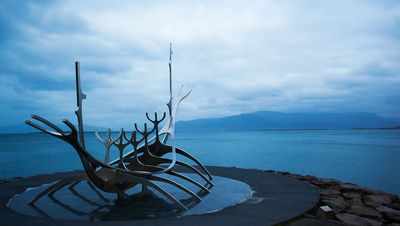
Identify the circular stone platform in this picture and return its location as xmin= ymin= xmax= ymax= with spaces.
xmin=0 ymin=166 xmax=319 ymax=226
xmin=8 ymin=174 xmax=252 ymax=221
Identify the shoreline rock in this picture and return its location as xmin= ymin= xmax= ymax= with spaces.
xmin=278 ymin=170 xmax=400 ymax=225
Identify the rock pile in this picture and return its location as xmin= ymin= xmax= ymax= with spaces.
xmin=276 ymin=171 xmax=400 ymax=226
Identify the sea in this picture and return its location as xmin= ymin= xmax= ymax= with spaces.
xmin=0 ymin=129 xmax=399 ymax=195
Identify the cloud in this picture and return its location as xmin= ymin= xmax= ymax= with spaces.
xmin=0 ymin=0 xmax=399 ymax=128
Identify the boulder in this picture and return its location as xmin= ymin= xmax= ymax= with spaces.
xmin=322 ymin=195 xmax=349 ymax=213
xmin=335 ymin=213 xmax=382 ymax=226
xmin=348 ymin=198 xmax=364 ymax=206
xmin=348 ymin=202 xmax=383 ymax=220
xmin=279 ymin=171 xmax=290 ymax=175
xmin=320 ymin=187 xmax=341 ymax=196
xmin=340 ymin=183 xmax=367 ymax=193
xmin=311 ymin=178 xmax=340 ymax=188
xmin=365 ymin=188 xmax=399 ymax=201
xmin=386 ymin=202 xmax=400 ymax=211
xmin=363 ymin=195 xmax=393 ymax=208
xmin=343 ymin=192 xmax=362 ymax=200
xmin=376 ymin=205 xmax=400 ymax=223
xmin=302 ymin=175 xmax=317 ymax=181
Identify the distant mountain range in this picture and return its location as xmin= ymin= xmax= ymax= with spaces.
xmin=176 ymin=111 xmax=400 ymax=131
xmin=1 ymin=111 xmax=399 ymax=133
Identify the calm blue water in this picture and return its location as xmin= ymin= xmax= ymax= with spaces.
xmin=0 ymin=130 xmax=399 ymax=195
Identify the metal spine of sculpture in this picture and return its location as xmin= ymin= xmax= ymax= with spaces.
xmin=74 ymin=61 xmax=87 ymax=149
xmin=25 ymin=45 xmax=213 ymax=212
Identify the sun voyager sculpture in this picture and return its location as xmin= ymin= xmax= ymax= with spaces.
xmin=25 ymin=44 xmax=213 ymax=213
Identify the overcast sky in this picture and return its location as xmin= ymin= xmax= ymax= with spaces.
xmin=1 ymin=0 xmax=399 ymax=128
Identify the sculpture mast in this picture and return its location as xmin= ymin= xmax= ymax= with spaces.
xmin=164 ymin=43 xmax=174 ymax=142
xmin=168 ymin=43 xmax=173 ymax=118
xmin=75 ymin=62 xmax=87 ymax=149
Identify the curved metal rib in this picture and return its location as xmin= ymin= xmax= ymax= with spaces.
xmin=95 ymin=129 xmax=115 ymax=164
xmin=138 ymin=142 xmax=214 ymax=185
xmin=168 ymin=158 xmax=214 ymax=186
xmin=138 ymin=178 xmax=187 ymax=211
xmin=151 ymin=175 xmax=201 ymax=202
xmin=167 ymin=170 xmax=210 ymax=193
xmin=25 ymin=119 xmax=63 ymax=138
xmin=124 ymin=157 xmax=210 ymax=193
xmin=175 ymin=147 xmax=213 ymax=180
xmin=143 ymin=140 xmax=213 ymax=181
xmin=31 ymin=115 xmax=64 ymax=134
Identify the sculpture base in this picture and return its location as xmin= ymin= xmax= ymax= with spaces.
xmin=7 ymin=174 xmax=250 ymax=221
xmin=1 ymin=166 xmax=319 ymax=225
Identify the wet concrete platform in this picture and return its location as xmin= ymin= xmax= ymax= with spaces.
xmin=0 ymin=166 xmax=319 ymax=226
xmin=8 ymin=173 xmax=251 ymax=221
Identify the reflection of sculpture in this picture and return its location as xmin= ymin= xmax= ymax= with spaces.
xmin=25 ymin=45 xmax=213 ymax=211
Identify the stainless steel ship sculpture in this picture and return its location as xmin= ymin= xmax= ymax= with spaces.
xmin=25 ymin=45 xmax=213 ymax=212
